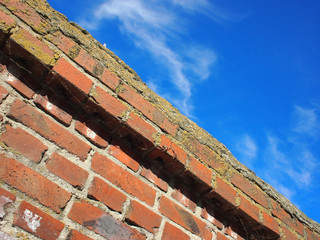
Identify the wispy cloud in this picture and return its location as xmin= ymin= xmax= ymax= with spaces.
xmin=292 ymin=105 xmax=319 ymax=138
xmin=78 ymin=0 xmax=239 ymax=116
xmin=236 ymin=134 xmax=257 ymax=168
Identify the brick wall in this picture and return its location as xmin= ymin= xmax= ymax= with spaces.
xmin=0 ymin=0 xmax=319 ymax=239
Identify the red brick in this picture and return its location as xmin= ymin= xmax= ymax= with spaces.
xmin=237 ymin=195 xmax=260 ymax=223
xmin=271 ymin=200 xmax=304 ymax=235
xmin=0 ymin=187 xmax=16 ymax=202
xmin=5 ymin=72 xmax=34 ymax=99
xmin=0 ymin=85 xmax=9 ymax=102
xmin=88 ymin=177 xmax=126 ymax=212
xmin=187 ymin=156 xmax=212 ymax=186
xmin=35 ymin=95 xmax=72 ymax=126
xmin=0 ymin=124 xmax=48 ymax=163
xmin=2 ymin=0 xmax=50 ymax=34
xmin=126 ymin=112 xmax=158 ymax=143
xmin=0 ymin=154 xmax=71 ymax=213
xmin=92 ymin=86 xmax=128 ymax=118
xmin=46 ymin=152 xmax=88 ymax=189
xmin=0 ymin=9 xmax=16 ymax=33
xmin=261 ymin=211 xmax=279 ymax=235
xmin=148 ymin=136 xmax=187 ymax=173
xmin=159 ymin=135 xmax=187 ymax=164
xmin=126 ymin=200 xmax=161 ymax=233
xmin=74 ymin=48 xmax=96 ymax=73
xmin=171 ymin=189 xmax=196 ymax=212
xmin=282 ymin=226 xmax=299 ymax=240
xmin=91 ymin=152 xmax=156 ymax=206
xmin=140 ymin=168 xmax=168 ymax=192
xmin=211 ymin=177 xmax=237 ymax=206
xmin=216 ymin=232 xmax=229 ymax=240
xmin=186 ymin=137 xmax=225 ymax=172
xmin=231 ymin=172 xmax=268 ymax=208
xmin=67 ymin=230 xmax=94 ymax=240
xmin=9 ymin=99 xmax=91 ymax=160
xmin=161 ymin=222 xmax=189 ymax=240
xmin=306 ymin=228 xmax=319 ymax=240
xmin=48 ymin=31 xmax=77 ymax=56
xmin=13 ymin=201 xmax=64 ymax=240
xmin=0 ymin=187 xmax=15 ymax=218
xmin=201 ymin=206 xmax=223 ymax=230
xmin=100 ymin=68 xmax=120 ymax=91
xmin=159 ymin=196 xmax=212 ymax=239
xmin=10 ymin=28 xmax=56 ymax=66
xmin=118 ymin=85 xmax=178 ymax=135
xmin=53 ymin=58 xmax=93 ymax=94
xmin=108 ymin=142 xmax=140 ymax=172
xmin=75 ymin=121 xmax=108 ymax=148
xmin=68 ymin=201 xmax=146 ymax=240
xmin=226 ymin=226 xmax=246 ymax=240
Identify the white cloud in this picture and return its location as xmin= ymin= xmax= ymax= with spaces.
xmin=292 ymin=105 xmax=319 ymax=138
xmin=81 ymin=0 xmax=225 ymax=116
xmin=237 ymin=134 xmax=257 ymax=160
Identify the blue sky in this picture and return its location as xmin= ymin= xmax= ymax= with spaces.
xmin=47 ymin=0 xmax=320 ymax=222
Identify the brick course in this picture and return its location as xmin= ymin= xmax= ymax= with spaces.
xmin=0 ymin=0 xmax=317 ymax=239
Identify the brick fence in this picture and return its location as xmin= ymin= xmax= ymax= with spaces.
xmin=0 ymin=0 xmax=319 ymax=239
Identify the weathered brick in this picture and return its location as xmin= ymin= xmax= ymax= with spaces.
xmin=237 ymin=195 xmax=260 ymax=223
xmin=183 ymin=135 xmax=225 ymax=172
xmin=100 ymin=68 xmax=120 ymax=91
xmin=75 ymin=121 xmax=108 ymax=148
xmin=140 ymin=168 xmax=168 ymax=192
xmin=67 ymin=229 xmax=94 ymax=240
xmin=13 ymin=201 xmax=64 ymax=240
xmin=9 ymin=99 xmax=91 ymax=160
xmin=0 ymin=9 xmax=16 ymax=34
xmin=46 ymin=152 xmax=88 ymax=189
xmin=2 ymin=0 xmax=50 ymax=34
xmin=47 ymin=31 xmax=77 ymax=56
xmin=35 ymin=94 xmax=72 ymax=126
xmin=231 ymin=172 xmax=268 ymax=208
xmin=161 ymin=222 xmax=189 ymax=240
xmin=68 ymin=201 xmax=146 ymax=240
xmin=0 ymin=154 xmax=71 ymax=213
xmin=91 ymin=86 xmax=127 ymax=118
xmin=10 ymin=28 xmax=56 ymax=66
xmin=216 ymin=232 xmax=229 ymax=240
xmin=159 ymin=196 xmax=212 ymax=239
xmin=88 ymin=177 xmax=126 ymax=212
xmin=159 ymin=135 xmax=187 ymax=164
xmin=186 ymin=156 xmax=212 ymax=186
xmin=282 ymin=226 xmax=299 ymax=240
xmin=171 ymin=189 xmax=196 ymax=212
xmin=271 ymin=200 xmax=304 ymax=235
xmin=201 ymin=205 xmax=223 ymax=230
xmin=108 ymin=142 xmax=140 ymax=172
xmin=118 ymin=85 xmax=178 ymax=135
xmin=211 ymin=176 xmax=237 ymax=207
xmin=147 ymin=135 xmax=187 ymax=173
xmin=306 ymin=228 xmax=319 ymax=240
xmin=126 ymin=112 xmax=158 ymax=143
xmin=0 ymin=124 xmax=48 ymax=163
xmin=0 ymin=85 xmax=9 ymax=102
xmin=5 ymin=72 xmax=34 ymax=99
xmin=261 ymin=211 xmax=280 ymax=235
xmin=53 ymin=58 xmax=93 ymax=94
xmin=226 ymin=226 xmax=246 ymax=240
xmin=91 ymin=152 xmax=156 ymax=206
xmin=126 ymin=200 xmax=161 ymax=233
xmin=0 ymin=187 xmax=15 ymax=218
xmin=0 ymin=187 xmax=16 ymax=202
xmin=74 ymin=48 xmax=96 ymax=73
